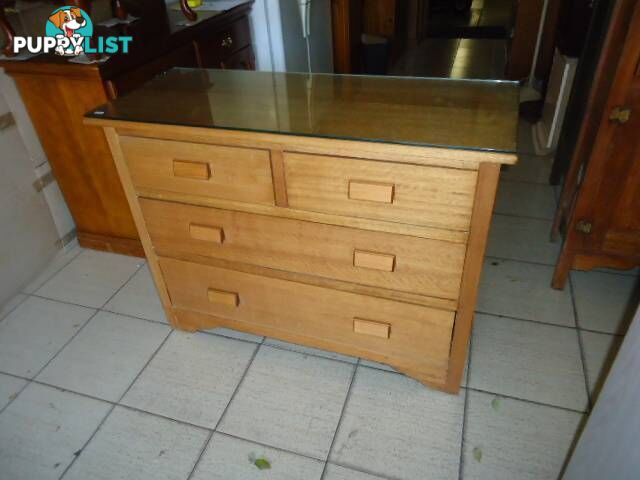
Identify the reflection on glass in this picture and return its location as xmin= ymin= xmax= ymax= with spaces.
xmin=89 ymin=68 xmax=519 ymax=153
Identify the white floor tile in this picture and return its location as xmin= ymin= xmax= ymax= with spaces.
xmin=500 ymin=153 xmax=552 ymax=184
xmin=0 ymin=373 xmax=27 ymax=410
xmin=264 ymin=338 xmax=358 ymax=364
xmin=324 ymin=464 xmax=388 ymax=480
xmin=571 ymin=270 xmax=639 ymax=335
xmin=37 ymin=311 xmax=170 ymax=401
xmin=103 ymin=265 xmax=167 ymax=323
xmin=123 ymin=331 xmax=256 ymax=428
xmin=0 ymin=383 xmax=110 ymax=480
xmin=494 ymin=181 xmax=556 ymax=220
xmin=219 ymin=346 xmax=353 ymax=460
xmin=486 ymin=215 xmax=560 ymax=265
xmin=478 ymin=259 xmax=575 ymax=326
xmin=0 ymin=297 xmax=94 ymax=378
xmin=206 ymin=327 xmax=264 ymax=343
xmin=64 ymin=406 xmax=209 ymax=480
xmin=35 ymin=249 xmax=143 ymax=308
xmin=469 ymin=314 xmax=588 ymax=410
xmin=331 ymin=367 xmax=465 ymax=480
xmin=462 ymin=390 xmax=583 ymax=480
xmin=22 ymin=244 xmax=83 ymax=294
xmin=0 ymin=293 xmax=27 ymax=321
xmin=580 ymin=330 xmax=623 ymax=400
xmin=192 ymin=433 xmax=325 ymax=480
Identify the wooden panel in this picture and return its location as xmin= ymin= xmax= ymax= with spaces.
xmin=120 ymin=136 xmax=274 ymax=205
xmin=353 ymin=250 xmax=395 ymax=272
xmin=445 ymin=163 xmax=500 ymax=393
xmin=173 ymin=160 xmax=211 ymax=180
xmin=160 ymin=257 xmax=454 ymax=383
xmin=189 ymin=224 xmax=224 ymax=244
xmin=11 ymin=74 xmax=139 ymax=246
xmin=137 ymin=187 xmax=468 ymax=244
xmin=141 ymin=198 xmax=466 ymax=300
xmin=353 ymin=318 xmax=391 ymax=339
xmin=284 ymin=152 xmax=477 ymax=231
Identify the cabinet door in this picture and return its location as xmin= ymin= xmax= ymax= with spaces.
xmin=573 ymin=5 xmax=640 ymax=258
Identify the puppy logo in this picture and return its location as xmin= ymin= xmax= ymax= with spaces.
xmin=45 ymin=7 xmax=93 ymax=56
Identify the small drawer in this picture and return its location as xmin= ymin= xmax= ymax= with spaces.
xmin=141 ymin=198 xmax=466 ymax=301
xmin=160 ymin=257 xmax=455 ymax=383
xmin=195 ymin=16 xmax=252 ymax=69
xmin=284 ymin=152 xmax=478 ymax=231
xmin=120 ymin=136 xmax=274 ymax=205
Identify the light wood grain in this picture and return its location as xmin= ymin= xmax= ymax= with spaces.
xmin=353 ymin=318 xmax=391 ymax=339
xmin=140 ymin=198 xmax=465 ymax=300
xmin=284 ymin=152 xmax=477 ymax=231
xmin=120 ymin=136 xmax=275 ymax=206
xmin=160 ymin=257 xmax=454 ymax=382
xmin=189 ymin=224 xmax=224 ymax=244
xmin=173 ymin=160 xmax=211 ymax=180
xmin=445 ymin=162 xmax=501 ymax=393
xmin=102 ymin=127 xmax=179 ymax=326
xmin=137 ymin=188 xmax=469 ymax=243
xmin=85 ymin=119 xmax=517 ymax=168
xmin=353 ymin=250 xmax=396 ymax=272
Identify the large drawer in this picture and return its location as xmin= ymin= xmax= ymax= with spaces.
xmin=284 ymin=152 xmax=477 ymax=231
xmin=141 ymin=198 xmax=466 ymax=300
xmin=120 ymin=136 xmax=274 ymax=205
xmin=160 ymin=257 xmax=454 ymax=381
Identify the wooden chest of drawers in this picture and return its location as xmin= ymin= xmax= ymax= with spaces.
xmin=88 ymin=69 xmax=518 ymax=393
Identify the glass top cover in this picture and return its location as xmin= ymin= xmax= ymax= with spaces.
xmin=88 ymin=68 xmax=520 ymax=153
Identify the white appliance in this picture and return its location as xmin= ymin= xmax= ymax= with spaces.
xmin=533 ymin=49 xmax=578 ymax=155
xmin=272 ymin=0 xmax=333 ymax=73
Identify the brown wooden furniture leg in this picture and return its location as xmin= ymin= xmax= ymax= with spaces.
xmin=552 ymin=245 xmax=573 ymax=290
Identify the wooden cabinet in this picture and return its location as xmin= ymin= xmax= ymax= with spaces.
xmin=89 ymin=71 xmax=518 ymax=393
xmin=552 ymin=0 xmax=640 ymax=287
xmin=0 ymin=2 xmax=254 ymax=257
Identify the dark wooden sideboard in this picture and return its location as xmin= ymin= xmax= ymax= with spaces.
xmin=551 ymin=0 xmax=640 ymax=288
xmin=0 ymin=0 xmax=254 ymax=256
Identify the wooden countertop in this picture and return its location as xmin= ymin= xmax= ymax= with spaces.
xmin=86 ymin=68 xmax=520 ymax=154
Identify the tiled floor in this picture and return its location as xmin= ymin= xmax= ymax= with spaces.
xmin=0 ymin=120 xmax=638 ymax=479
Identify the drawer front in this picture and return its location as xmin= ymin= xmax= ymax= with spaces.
xmin=120 ymin=136 xmax=274 ymax=205
xmin=284 ymin=152 xmax=477 ymax=231
xmin=160 ymin=257 xmax=454 ymax=381
xmin=141 ymin=199 xmax=466 ymax=300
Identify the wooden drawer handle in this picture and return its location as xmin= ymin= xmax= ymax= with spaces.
xmin=348 ymin=180 xmax=394 ymax=203
xmin=353 ymin=318 xmax=390 ymax=339
xmin=353 ymin=250 xmax=395 ymax=272
xmin=173 ymin=160 xmax=211 ymax=180
xmin=207 ymin=288 xmax=239 ymax=307
xmin=189 ymin=224 xmax=224 ymax=244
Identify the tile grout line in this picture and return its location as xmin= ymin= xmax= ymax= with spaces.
xmin=1 ymin=307 xmax=104 ymax=417
xmin=320 ymin=360 xmax=359 ymax=480
xmin=567 ymin=274 xmax=594 ymax=411
xmin=186 ymin=340 xmax=262 ymax=480
xmin=464 ymin=385 xmax=588 ymax=414
xmin=20 ymin=246 xmax=84 ymax=297
xmin=58 ymin=328 xmax=174 ymax=480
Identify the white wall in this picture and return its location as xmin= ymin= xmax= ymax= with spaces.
xmin=563 ymin=305 xmax=640 ymax=480
xmin=0 ymin=70 xmax=75 ymax=307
